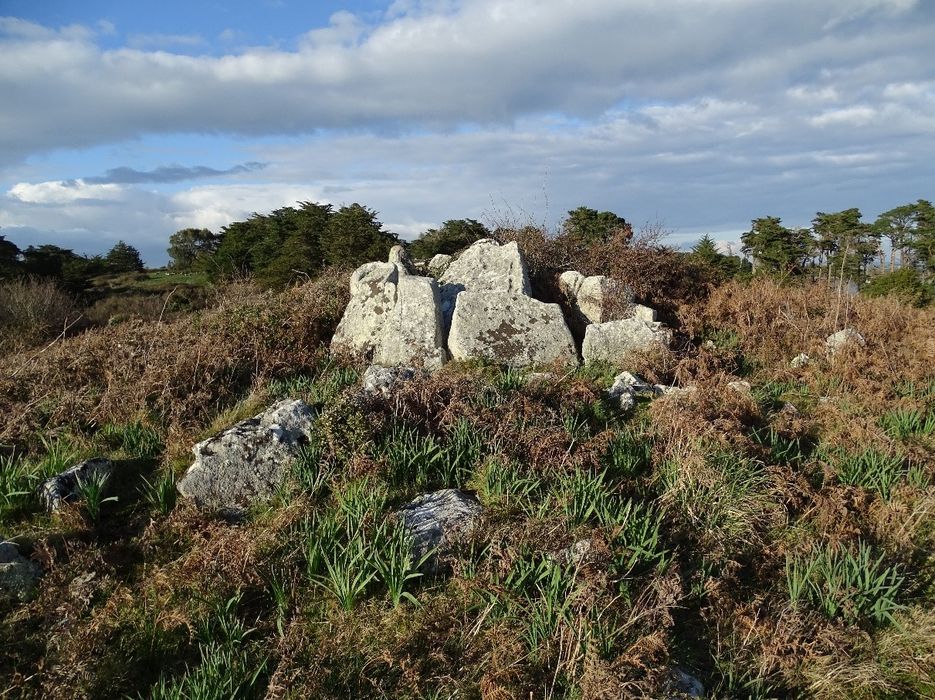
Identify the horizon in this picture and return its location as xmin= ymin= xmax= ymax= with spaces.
xmin=1 ymin=0 xmax=933 ymax=266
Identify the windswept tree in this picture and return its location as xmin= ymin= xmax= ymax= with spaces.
xmin=408 ymin=219 xmax=489 ymax=259
xmin=0 ymin=234 xmax=20 ymax=279
xmin=741 ymin=217 xmax=812 ymax=275
xmin=105 ymin=240 xmax=145 ymax=273
xmin=691 ymin=234 xmax=749 ymax=279
xmin=562 ymin=206 xmax=632 ymax=245
xmin=321 ymin=203 xmax=397 ymax=268
xmin=812 ymin=208 xmax=877 ymax=285
xmin=167 ymin=228 xmax=221 ymax=271
xmin=908 ymin=199 xmax=935 ymax=274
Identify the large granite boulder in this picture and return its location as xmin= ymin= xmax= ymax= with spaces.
xmin=438 ymin=239 xmax=531 ymax=328
xmin=177 ymin=399 xmax=315 ymax=511
xmin=396 ymin=489 xmax=484 ymax=572
xmin=38 ymin=458 xmax=113 ymax=512
xmin=0 ymin=542 xmax=41 ymax=603
xmin=448 ymin=291 xmax=577 ymax=368
xmin=583 ymin=317 xmax=671 ymax=365
xmin=332 ymin=261 xmax=447 ymax=370
xmin=427 ymin=253 xmax=452 ymax=277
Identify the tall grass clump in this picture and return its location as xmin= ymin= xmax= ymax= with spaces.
xmin=0 ymin=277 xmax=81 ymax=353
xmin=880 ymin=407 xmax=935 ymax=440
xmin=828 ymin=447 xmax=906 ymax=499
xmin=786 ymin=541 xmax=904 ymax=625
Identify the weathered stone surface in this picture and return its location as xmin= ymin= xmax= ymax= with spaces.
xmin=332 ymin=263 xmax=447 ymax=369
xmin=177 ymin=399 xmax=315 ymax=511
xmin=396 ymin=489 xmax=484 ymax=571
xmin=0 ymin=542 xmax=41 ymax=602
xmin=448 ymin=291 xmax=577 ymax=368
xmin=388 ymin=244 xmax=415 ymax=275
xmin=582 ymin=317 xmax=670 ymax=365
xmin=362 ymin=365 xmax=417 ymax=395
xmin=332 ymin=262 xmax=400 ymax=357
xmin=607 ymin=370 xmax=654 ymax=411
xmin=664 ymin=666 xmax=705 ymax=698
xmin=427 ymin=253 xmax=452 ymax=277
xmin=438 ymin=239 xmax=531 ymax=327
xmin=559 ymin=271 xmax=622 ymax=326
xmin=825 ymin=328 xmax=866 ymax=356
xmin=38 ymin=458 xmax=113 ymax=512
xmin=373 ymin=275 xmax=448 ymax=369
xmin=630 ymin=303 xmax=658 ymax=323
xmin=727 ymin=380 xmax=752 ymax=394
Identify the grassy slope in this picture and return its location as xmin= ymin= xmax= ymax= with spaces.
xmin=0 ymin=274 xmax=933 ymax=699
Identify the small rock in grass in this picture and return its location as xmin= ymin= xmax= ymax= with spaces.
xmin=0 ymin=542 xmax=41 ymax=603
xmin=825 ymin=328 xmax=865 ymax=356
xmin=37 ymin=458 xmax=113 ymax=512
xmin=790 ymin=353 xmax=811 ymax=368
xmin=362 ymin=365 xmax=418 ymax=396
xmin=396 ymin=489 xmax=484 ymax=572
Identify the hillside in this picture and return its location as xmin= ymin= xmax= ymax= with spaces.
xmin=1 ymin=236 xmax=934 ymax=699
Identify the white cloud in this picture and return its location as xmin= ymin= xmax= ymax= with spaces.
xmin=8 ymin=179 xmax=124 ymax=204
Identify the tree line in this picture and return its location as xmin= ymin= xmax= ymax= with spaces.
xmin=0 ymin=238 xmax=143 ymax=292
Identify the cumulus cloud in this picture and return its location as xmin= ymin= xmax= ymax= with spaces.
xmin=0 ymin=0 xmax=932 ymax=165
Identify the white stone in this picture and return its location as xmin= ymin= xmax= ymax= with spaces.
xmin=438 ymin=239 xmax=531 ymax=328
xmin=559 ymin=271 xmax=618 ymax=325
xmin=582 ymin=318 xmax=671 ymax=365
xmin=825 ymin=328 xmax=866 ymax=356
xmin=388 ymin=244 xmax=415 ymax=275
xmin=362 ymin=365 xmax=417 ymax=396
xmin=427 ymin=253 xmax=452 ymax=277
xmin=448 ymin=291 xmax=577 ymax=368
xmin=791 ymin=353 xmax=811 ymax=368
xmin=630 ymin=303 xmax=658 ymax=323
xmin=332 ymin=263 xmax=448 ymax=369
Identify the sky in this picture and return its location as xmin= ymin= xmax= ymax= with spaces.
xmin=0 ymin=0 xmax=933 ymax=266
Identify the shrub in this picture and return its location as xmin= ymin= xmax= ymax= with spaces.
xmin=862 ymin=267 xmax=933 ymax=307
xmin=0 ymin=277 xmax=81 ymax=352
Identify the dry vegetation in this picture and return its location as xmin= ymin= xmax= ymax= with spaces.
xmin=1 ymin=249 xmax=933 ymax=699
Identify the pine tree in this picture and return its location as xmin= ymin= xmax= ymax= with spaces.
xmin=105 ymin=241 xmax=145 ymax=273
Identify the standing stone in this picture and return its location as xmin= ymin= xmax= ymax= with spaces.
xmin=0 ymin=542 xmax=41 ymax=603
xmin=38 ymin=458 xmax=113 ymax=512
xmin=396 ymin=489 xmax=484 ymax=572
xmin=177 ymin=399 xmax=315 ymax=511
xmin=438 ymin=239 xmax=531 ymax=328
xmin=332 ymin=262 xmax=448 ymax=369
xmin=583 ymin=318 xmax=671 ymax=365
xmin=448 ymin=291 xmax=577 ymax=368
xmin=373 ymin=275 xmax=448 ymax=370
xmin=332 ymin=262 xmax=400 ymax=357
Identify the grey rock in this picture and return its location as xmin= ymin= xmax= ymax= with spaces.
xmin=607 ymin=370 xmax=654 ymax=411
xmin=582 ymin=317 xmax=671 ymax=365
xmin=373 ymin=275 xmax=448 ymax=370
xmin=438 ymin=239 xmax=531 ymax=329
xmin=727 ymin=380 xmax=752 ymax=394
xmin=0 ymin=542 xmax=41 ymax=602
xmin=559 ymin=272 xmax=618 ymax=325
xmin=629 ymin=302 xmax=658 ymax=323
xmin=448 ymin=291 xmax=577 ymax=368
xmin=825 ymin=328 xmax=866 ymax=356
xmin=557 ymin=539 xmax=592 ymax=566
xmin=388 ymin=244 xmax=416 ymax=275
xmin=427 ymin=253 xmax=452 ymax=277
xmin=177 ymin=399 xmax=315 ymax=511
xmin=37 ymin=458 xmax=113 ymax=512
xmin=664 ymin=666 xmax=705 ymax=698
xmin=397 ymin=489 xmax=484 ymax=572
xmin=362 ymin=365 xmax=417 ymax=395
xmin=332 ymin=263 xmax=447 ymax=369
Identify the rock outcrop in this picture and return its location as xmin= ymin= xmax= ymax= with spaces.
xmin=177 ymin=399 xmax=315 ymax=511
xmin=396 ymin=489 xmax=484 ymax=572
xmin=448 ymin=291 xmax=577 ymax=367
xmin=438 ymin=239 xmax=531 ymax=328
xmin=38 ymin=458 xmax=113 ymax=512
xmin=583 ymin=317 xmax=670 ymax=365
xmin=332 ymin=257 xmax=448 ymax=370
xmin=427 ymin=253 xmax=452 ymax=277
xmin=0 ymin=542 xmax=41 ymax=603
xmin=388 ymin=244 xmax=416 ymax=275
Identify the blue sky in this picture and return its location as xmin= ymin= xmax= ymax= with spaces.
xmin=1 ymin=0 xmax=933 ymax=265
